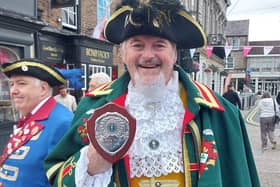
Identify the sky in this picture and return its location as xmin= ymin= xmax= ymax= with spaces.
xmin=227 ymin=0 xmax=280 ymax=41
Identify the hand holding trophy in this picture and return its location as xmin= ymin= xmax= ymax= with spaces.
xmin=87 ymin=102 xmax=136 ymax=163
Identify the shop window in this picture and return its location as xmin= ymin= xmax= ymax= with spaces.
xmin=0 ymin=73 xmax=18 ymax=122
xmin=0 ymin=46 xmax=20 ymax=64
xmin=81 ymin=64 xmax=87 ymax=91
xmin=89 ymin=64 xmax=107 ymax=76
xmin=0 ymin=46 xmax=20 ymax=123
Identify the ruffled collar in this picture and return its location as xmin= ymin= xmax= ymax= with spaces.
xmin=125 ymin=71 xmax=185 ymax=177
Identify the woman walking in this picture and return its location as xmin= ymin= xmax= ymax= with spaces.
xmin=257 ymin=91 xmax=278 ymax=151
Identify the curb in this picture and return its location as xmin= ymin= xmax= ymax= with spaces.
xmin=244 ymin=107 xmax=259 ymax=126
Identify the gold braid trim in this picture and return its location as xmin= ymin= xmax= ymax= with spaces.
xmin=3 ymin=61 xmax=66 ymax=84
xmin=177 ymin=10 xmax=207 ymax=47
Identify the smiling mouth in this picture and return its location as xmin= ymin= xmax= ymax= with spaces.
xmin=138 ymin=64 xmax=160 ymax=69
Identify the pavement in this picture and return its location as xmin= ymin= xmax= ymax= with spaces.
xmin=242 ymin=107 xmax=280 ymax=187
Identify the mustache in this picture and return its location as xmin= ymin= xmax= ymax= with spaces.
xmin=138 ymin=58 xmax=161 ymax=66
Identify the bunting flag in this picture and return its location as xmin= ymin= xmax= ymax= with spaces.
xmin=224 ymin=45 xmax=233 ymax=58
xmin=92 ymin=18 xmax=107 ymax=40
xmin=242 ymin=46 xmax=253 ymax=57
xmin=206 ymin=45 xmax=214 ymax=59
xmin=190 ymin=48 xmax=196 ymax=58
xmin=204 ymin=45 xmax=279 ymax=58
xmin=263 ymin=46 xmax=273 ymax=55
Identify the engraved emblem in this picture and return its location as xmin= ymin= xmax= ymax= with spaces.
xmin=87 ymin=102 xmax=136 ymax=163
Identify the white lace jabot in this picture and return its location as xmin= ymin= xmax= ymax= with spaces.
xmin=125 ymin=71 xmax=185 ymax=178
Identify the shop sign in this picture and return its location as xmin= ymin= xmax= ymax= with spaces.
xmin=81 ymin=47 xmax=112 ymax=65
xmin=40 ymin=43 xmax=65 ymax=64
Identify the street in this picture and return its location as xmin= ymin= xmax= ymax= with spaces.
xmin=242 ymin=108 xmax=280 ymax=187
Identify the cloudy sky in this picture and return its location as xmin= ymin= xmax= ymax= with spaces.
xmin=227 ymin=0 xmax=280 ymax=41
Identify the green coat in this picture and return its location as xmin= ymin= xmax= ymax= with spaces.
xmin=44 ymin=65 xmax=260 ymax=187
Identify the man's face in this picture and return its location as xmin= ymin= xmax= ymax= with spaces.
xmin=59 ymin=88 xmax=68 ymax=97
xmin=120 ymin=35 xmax=177 ymax=85
xmin=88 ymin=79 xmax=97 ymax=92
xmin=9 ymin=75 xmax=45 ymax=116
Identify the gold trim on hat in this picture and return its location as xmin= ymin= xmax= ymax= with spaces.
xmin=104 ymin=6 xmax=133 ymax=39
xmin=2 ymin=61 xmax=67 ymax=85
xmin=178 ymin=10 xmax=207 ymax=47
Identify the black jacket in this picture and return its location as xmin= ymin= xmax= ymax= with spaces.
xmin=222 ymin=90 xmax=241 ymax=108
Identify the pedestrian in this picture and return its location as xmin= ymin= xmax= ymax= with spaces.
xmin=256 ymin=91 xmax=278 ymax=151
xmin=276 ymin=91 xmax=280 ymax=105
xmin=222 ymin=84 xmax=242 ymax=109
xmin=44 ymin=1 xmax=260 ymax=187
xmin=88 ymin=72 xmax=111 ymax=92
xmin=0 ymin=59 xmax=73 ymax=187
xmin=54 ymin=85 xmax=77 ymax=112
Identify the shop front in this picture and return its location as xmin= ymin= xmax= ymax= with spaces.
xmin=36 ymin=30 xmax=115 ymax=101
xmin=0 ymin=12 xmax=45 ymax=152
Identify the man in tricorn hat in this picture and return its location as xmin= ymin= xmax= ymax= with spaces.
xmin=0 ymin=59 xmax=73 ymax=187
xmin=45 ymin=0 xmax=260 ymax=186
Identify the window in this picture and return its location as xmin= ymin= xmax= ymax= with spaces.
xmin=61 ymin=2 xmax=78 ymax=29
xmin=97 ymin=0 xmax=111 ymax=24
xmin=88 ymin=64 xmax=107 ymax=76
xmin=81 ymin=64 xmax=86 ymax=91
xmin=232 ymin=38 xmax=240 ymax=50
xmin=225 ymin=56 xmax=234 ymax=69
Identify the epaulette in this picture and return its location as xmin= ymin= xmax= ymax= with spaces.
xmin=192 ymin=81 xmax=224 ymax=111
xmin=85 ymin=82 xmax=113 ymax=97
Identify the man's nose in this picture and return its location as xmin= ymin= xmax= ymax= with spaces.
xmin=142 ymin=47 xmax=155 ymax=59
xmin=10 ymin=85 xmax=18 ymax=94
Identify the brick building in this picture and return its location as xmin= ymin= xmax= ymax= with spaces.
xmin=0 ymin=0 xmax=233 ymax=151
xmin=0 ymin=0 xmax=115 ymax=152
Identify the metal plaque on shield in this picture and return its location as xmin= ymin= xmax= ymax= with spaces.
xmin=87 ymin=102 xmax=136 ymax=163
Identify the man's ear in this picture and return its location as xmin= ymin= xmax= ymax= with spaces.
xmin=119 ymin=42 xmax=127 ymax=65
xmin=173 ymin=47 xmax=178 ymax=64
xmin=40 ymin=81 xmax=51 ymax=95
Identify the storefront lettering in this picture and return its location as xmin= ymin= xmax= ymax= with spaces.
xmin=85 ymin=48 xmax=110 ymax=60
xmin=41 ymin=44 xmax=65 ymax=63
xmin=42 ymin=45 xmax=64 ymax=53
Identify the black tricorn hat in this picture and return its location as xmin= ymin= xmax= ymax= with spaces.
xmin=104 ymin=0 xmax=207 ymax=49
xmin=1 ymin=58 xmax=67 ymax=87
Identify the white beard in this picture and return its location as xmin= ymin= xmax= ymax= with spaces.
xmin=125 ymin=71 xmax=185 ymax=178
xmin=132 ymin=71 xmax=167 ymax=101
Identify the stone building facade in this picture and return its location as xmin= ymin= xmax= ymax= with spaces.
xmin=225 ymin=19 xmax=250 ymax=92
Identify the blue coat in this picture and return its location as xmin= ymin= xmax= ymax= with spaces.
xmin=0 ymin=97 xmax=73 ymax=187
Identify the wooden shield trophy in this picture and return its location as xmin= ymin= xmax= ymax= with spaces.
xmin=87 ymin=102 xmax=136 ymax=163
